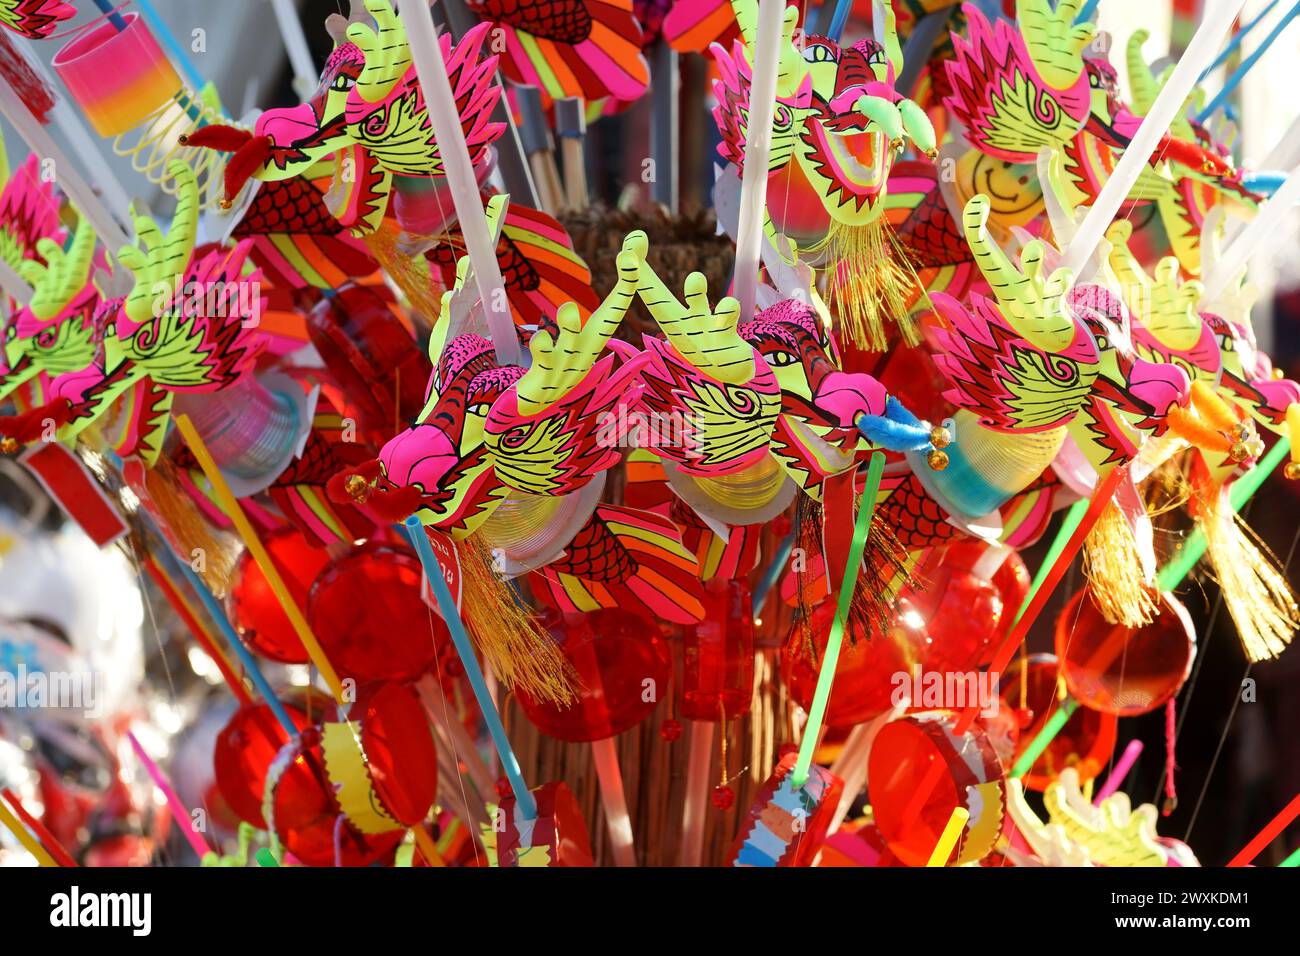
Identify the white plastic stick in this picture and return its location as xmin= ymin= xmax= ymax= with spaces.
xmin=678 ymin=720 xmax=714 ymax=866
xmin=1204 ymin=162 xmax=1300 ymax=302
xmin=591 ymin=736 xmax=637 ymax=867
xmin=401 ymin=1 xmax=521 ymax=366
xmin=0 ymin=81 xmax=131 ymax=255
xmin=1063 ymin=0 xmax=1247 ymax=276
xmin=270 ymin=0 xmax=320 ymax=102
xmin=0 ymin=258 xmax=32 ymax=306
xmin=731 ymin=0 xmax=786 ymax=323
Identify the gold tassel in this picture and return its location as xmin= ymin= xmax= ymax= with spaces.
xmin=1082 ymin=500 xmax=1159 ymax=627
xmin=361 ymin=223 xmax=452 ymax=327
xmin=139 ymin=455 xmax=240 ymax=597
xmin=1200 ymin=486 xmax=1299 ymax=662
xmin=812 ymin=217 xmax=923 ymax=352
xmin=459 ymin=533 xmax=579 ymax=706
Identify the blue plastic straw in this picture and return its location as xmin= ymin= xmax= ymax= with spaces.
xmin=403 ymin=517 xmax=537 ymax=820
xmin=90 ymin=0 xmax=128 ymax=31
xmin=827 ymin=0 xmax=853 ymax=42
xmin=752 ymin=532 xmax=794 ymax=621
xmin=1077 ymin=0 xmax=1100 ymax=23
xmin=176 ymin=562 xmax=298 ymax=738
xmin=1202 ymin=0 xmax=1281 ymax=78
xmin=135 ymin=0 xmax=208 ymax=95
xmin=1198 ymin=1 xmax=1300 ymax=122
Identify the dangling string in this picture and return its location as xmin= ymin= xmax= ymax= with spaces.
xmin=718 ymin=699 xmax=729 ymax=788
xmin=1163 ymin=697 xmax=1178 ymax=816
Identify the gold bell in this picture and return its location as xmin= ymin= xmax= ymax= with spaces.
xmin=925 ymin=148 xmax=939 ymax=162
xmin=219 ymin=197 xmax=232 ymax=210
xmin=927 ymin=448 xmax=949 ymax=471
xmin=929 ymin=425 xmax=951 ymax=449
xmin=1285 ymin=461 xmax=1300 ymax=480
xmin=1229 ymin=441 xmax=1251 ymax=463
xmin=344 ymin=474 xmax=371 ymax=501
xmin=178 ymin=133 xmax=190 ymax=146
xmin=0 ymin=437 xmax=16 ymax=454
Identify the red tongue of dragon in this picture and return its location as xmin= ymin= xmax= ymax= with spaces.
xmin=180 ymin=125 xmax=273 ymax=207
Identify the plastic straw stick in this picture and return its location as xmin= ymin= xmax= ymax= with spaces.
xmin=1010 ymin=699 xmax=1079 ymax=778
xmin=826 ymin=0 xmax=853 ymax=41
xmin=1157 ymin=436 xmax=1291 ymax=591
xmin=1228 ymin=791 xmax=1300 ymax=866
xmin=176 ymin=563 xmax=298 ymax=738
xmin=89 ymin=0 xmax=127 ymax=31
xmin=1202 ymin=0 xmax=1281 ymax=77
xmin=1281 ymin=844 xmax=1300 ymax=866
xmin=0 ymin=81 xmax=131 ymax=253
xmin=0 ymin=257 xmax=32 ymax=305
xmin=1197 ymin=1 xmax=1300 ymax=122
xmin=0 ymin=796 xmax=57 ymax=866
xmin=678 ymin=720 xmax=714 ymax=866
xmin=792 ymin=452 xmax=886 ymax=789
xmin=0 ymin=789 xmax=76 ymax=867
xmin=411 ymin=825 xmax=446 ymax=867
xmin=401 ymin=1 xmax=520 ymax=366
xmin=591 ymin=736 xmax=636 ymax=866
xmin=1095 ymin=739 xmax=1144 ymax=803
xmin=1203 ymin=163 xmax=1300 ymax=302
xmin=1015 ymin=498 xmax=1089 ymax=627
xmin=731 ymin=0 xmax=786 ymax=324
xmin=926 ymin=806 xmax=969 ymax=867
xmin=174 ymin=414 xmax=346 ymax=703
xmin=752 ymin=531 xmax=794 ymax=621
xmin=1062 ymin=0 xmax=1247 ymax=275
xmin=127 ymin=730 xmax=212 ymax=859
xmin=403 ymin=516 xmax=536 ymax=819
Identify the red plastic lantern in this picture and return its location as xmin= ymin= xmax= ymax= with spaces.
xmin=516 ymin=609 xmax=671 ymax=742
xmin=781 ymin=600 xmax=926 ymax=727
xmin=307 ymin=543 xmax=449 ymax=683
xmin=896 ymin=558 xmax=1005 ymax=673
xmin=680 ymin=580 xmax=755 ymax=720
xmin=1000 ymin=653 xmax=1117 ymax=791
xmin=1055 ymin=589 xmax=1196 ymax=716
xmin=227 ymin=528 xmax=330 ymax=663
xmin=306 ymin=283 xmax=430 ymax=446
xmin=867 ymin=711 xmax=1006 ymax=866
xmin=496 ymin=781 xmax=594 ymax=866
xmin=213 ymin=697 xmax=319 ymax=829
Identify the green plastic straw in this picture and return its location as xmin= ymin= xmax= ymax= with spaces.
xmin=791 ymin=452 xmax=885 ymax=789
xmin=1156 ymin=437 xmax=1291 ymax=592
xmin=1010 ymin=698 xmax=1079 ymax=779
xmin=1015 ymin=498 xmax=1089 ymax=626
xmin=1281 ymin=845 xmax=1300 ymax=867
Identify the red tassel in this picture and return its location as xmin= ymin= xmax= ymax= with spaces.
xmin=362 ymin=485 xmax=423 ymax=522
xmin=221 ymin=136 xmax=273 ymax=206
xmin=180 ymin=124 xmax=254 ymax=152
xmin=0 ymin=399 xmax=74 ymax=448
xmin=1162 ymin=697 xmax=1178 ymax=816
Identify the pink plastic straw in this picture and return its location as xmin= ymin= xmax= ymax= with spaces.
xmin=127 ymin=730 xmax=212 ymax=860
xmin=1094 ymin=739 xmax=1144 ymax=804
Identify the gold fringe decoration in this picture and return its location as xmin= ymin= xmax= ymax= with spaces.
xmin=1082 ymin=500 xmax=1159 ymax=627
xmin=138 ymin=455 xmax=240 ymax=597
xmin=360 ymin=223 xmax=450 ymax=327
xmin=811 ymin=217 xmax=923 ymax=352
xmin=459 ymin=532 xmax=579 ymax=706
xmin=1200 ymin=486 xmax=1299 ymax=663
xmin=789 ymin=488 xmax=920 ymax=666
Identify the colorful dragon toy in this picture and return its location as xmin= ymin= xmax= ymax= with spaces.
xmin=0 ymin=0 xmax=73 ymax=38
xmin=1 ymin=162 xmax=263 ymax=466
xmin=942 ymin=0 xmax=1257 ymax=276
xmin=711 ymin=0 xmax=939 ymax=350
xmin=1104 ymin=223 xmax=1298 ymax=662
xmin=336 ymin=220 xmax=707 ymax=696
xmin=185 ymin=0 xmax=504 ymax=237
xmin=467 ymin=0 xmax=651 ymax=102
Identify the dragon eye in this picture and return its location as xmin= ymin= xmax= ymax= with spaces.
xmin=1094 ymin=335 xmax=1108 ymax=351
xmin=766 ymin=351 xmax=797 ymax=367
xmin=467 ymin=402 xmax=490 ymax=416
xmin=331 ymin=74 xmax=354 ymax=92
